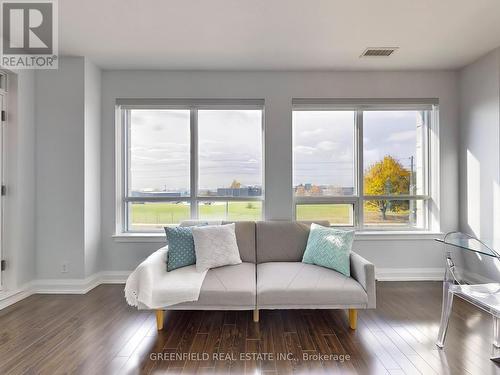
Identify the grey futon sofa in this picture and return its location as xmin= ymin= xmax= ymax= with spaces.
xmin=155 ymin=221 xmax=376 ymax=331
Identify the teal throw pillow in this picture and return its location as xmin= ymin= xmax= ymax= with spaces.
xmin=302 ymin=223 xmax=354 ymax=277
xmin=165 ymin=226 xmax=198 ymax=272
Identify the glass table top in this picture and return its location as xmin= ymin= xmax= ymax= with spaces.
xmin=435 ymin=232 xmax=499 ymax=258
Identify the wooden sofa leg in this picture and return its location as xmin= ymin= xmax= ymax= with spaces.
xmin=348 ymin=309 xmax=357 ymax=330
xmin=253 ymin=309 xmax=259 ymax=323
xmin=156 ymin=309 xmax=164 ymax=331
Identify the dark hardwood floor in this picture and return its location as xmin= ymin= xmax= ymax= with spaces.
xmin=1 ymin=282 xmax=499 ymax=374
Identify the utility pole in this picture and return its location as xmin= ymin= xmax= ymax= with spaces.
xmin=410 ymin=156 xmax=414 ymax=192
xmin=409 ymin=156 xmax=415 ymax=225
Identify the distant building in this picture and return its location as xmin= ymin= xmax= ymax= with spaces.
xmin=217 ymin=186 xmax=262 ymax=197
xmin=295 ymin=185 xmax=306 ymax=196
xmin=294 ymin=184 xmax=354 ymax=197
xmin=324 ymin=186 xmax=355 ymax=196
xmin=131 ymin=191 xmax=183 ymax=198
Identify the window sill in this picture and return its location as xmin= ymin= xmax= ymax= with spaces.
xmin=113 ymin=230 xmax=443 ymax=243
xmin=112 ymin=233 xmax=167 ymax=243
xmin=354 ymin=230 xmax=443 ymax=241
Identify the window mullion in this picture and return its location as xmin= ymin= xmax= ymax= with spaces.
xmin=356 ymin=109 xmax=364 ymax=230
xmin=190 ymin=108 xmax=198 ymax=219
xmin=124 ymin=108 xmax=131 ymax=232
xmin=425 ymin=109 xmax=432 ymax=229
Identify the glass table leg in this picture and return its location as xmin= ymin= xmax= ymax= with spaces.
xmin=492 ymin=316 xmax=500 ymax=362
xmin=493 ymin=316 xmax=500 ymax=348
xmin=436 ymin=281 xmax=454 ymax=348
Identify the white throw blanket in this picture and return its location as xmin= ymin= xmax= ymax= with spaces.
xmin=124 ymin=246 xmax=208 ymax=309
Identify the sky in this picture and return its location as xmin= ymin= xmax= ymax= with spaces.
xmin=130 ymin=109 xmax=262 ymax=192
xmin=293 ymin=110 xmax=422 ymax=189
xmin=130 ymin=109 xmax=422 ymax=193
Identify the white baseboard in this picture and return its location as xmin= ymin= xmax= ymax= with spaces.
xmin=0 ymin=271 xmax=131 ymax=310
xmin=376 ymin=267 xmax=444 ymax=281
xmin=0 ymin=282 xmax=34 ymax=310
xmin=34 ymin=271 xmax=131 ymax=294
xmin=1 ymin=268 xmax=443 ymax=310
xmin=35 ymin=273 xmax=102 ymax=294
xmin=97 ymin=271 xmax=130 ymax=284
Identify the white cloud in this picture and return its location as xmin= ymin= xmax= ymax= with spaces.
xmin=300 ymin=128 xmax=324 ymax=138
xmin=387 ymin=130 xmax=415 ymax=142
xmin=294 ymin=145 xmax=316 ymax=155
xmin=199 ymin=139 xmax=218 ymax=145
xmin=363 ymin=149 xmax=380 ymax=166
xmin=317 ymin=141 xmax=337 ymax=151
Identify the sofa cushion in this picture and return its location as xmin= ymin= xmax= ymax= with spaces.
xmin=256 ymin=221 xmax=329 ymax=263
xmin=169 ymin=262 xmax=256 ymax=309
xmin=257 ymin=262 xmax=367 ymax=308
xmin=222 ymin=221 xmax=256 ymax=263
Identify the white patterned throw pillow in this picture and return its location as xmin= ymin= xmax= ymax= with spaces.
xmin=192 ymin=223 xmax=242 ymax=273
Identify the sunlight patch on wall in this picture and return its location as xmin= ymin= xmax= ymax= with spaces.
xmin=467 ymin=149 xmax=481 ymax=237
xmin=493 ymin=179 xmax=500 ymax=250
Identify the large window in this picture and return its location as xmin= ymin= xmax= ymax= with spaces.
xmin=118 ymin=101 xmax=264 ymax=232
xmin=293 ymin=101 xmax=437 ymax=230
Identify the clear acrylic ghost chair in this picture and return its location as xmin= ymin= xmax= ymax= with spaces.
xmin=436 ymin=232 xmax=500 ymax=361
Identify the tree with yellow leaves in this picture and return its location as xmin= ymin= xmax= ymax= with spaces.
xmin=230 ymin=180 xmax=241 ymax=189
xmin=364 ymin=156 xmax=410 ymax=220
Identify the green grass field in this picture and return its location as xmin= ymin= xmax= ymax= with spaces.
xmin=296 ymin=204 xmax=353 ymax=225
xmin=130 ymin=201 xmax=409 ymax=231
xmin=130 ymin=202 xmax=262 ymax=230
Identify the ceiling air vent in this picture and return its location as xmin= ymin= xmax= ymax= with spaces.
xmin=360 ymin=47 xmax=399 ymax=58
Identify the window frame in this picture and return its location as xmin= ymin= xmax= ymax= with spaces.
xmin=115 ymin=99 xmax=265 ymax=233
xmin=292 ymin=99 xmax=439 ymax=231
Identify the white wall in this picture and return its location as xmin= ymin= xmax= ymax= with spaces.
xmin=35 ymin=57 xmax=86 ymax=279
xmin=0 ymin=57 xmax=104 ymax=304
xmin=101 ymin=70 xmax=459 ymax=273
xmin=1 ymin=70 xmax=36 ymax=292
xmin=35 ymin=57 xmax=103 ymax=279
xmin=457 ymin=48 xmax=500 ymax=283
xmin=84 ymin=59 xmax=102 ymax=277
xmin=459 ymin=48 xmax=500 ymax=247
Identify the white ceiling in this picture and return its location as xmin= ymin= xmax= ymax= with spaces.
xmin=60 ymin=0 xmax=500 ymax=70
